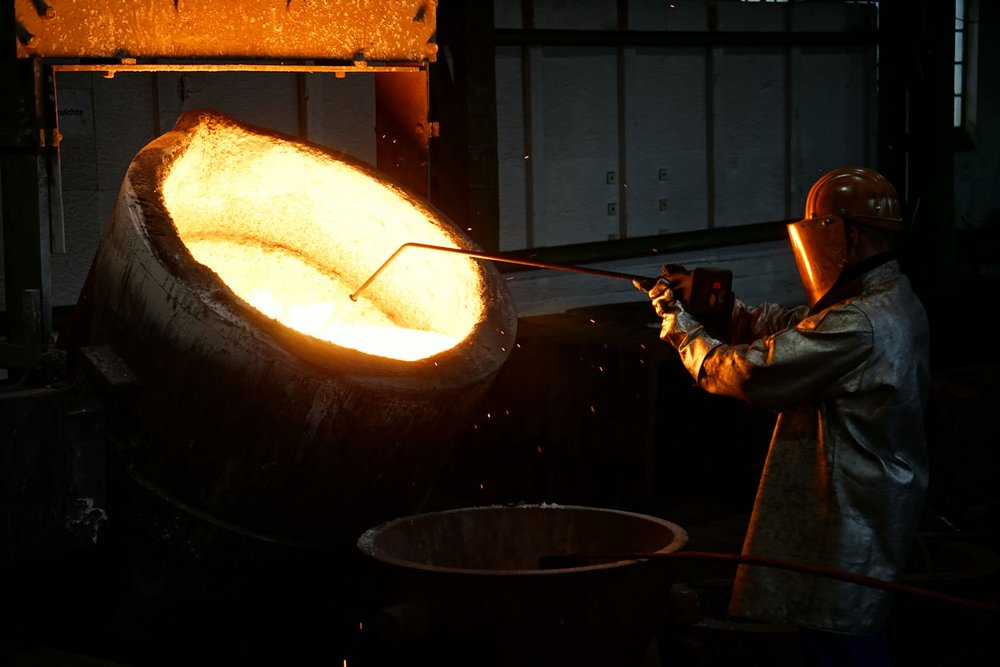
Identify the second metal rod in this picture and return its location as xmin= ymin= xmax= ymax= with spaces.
xmin=349 ymin=242 xmax=657 ymax=301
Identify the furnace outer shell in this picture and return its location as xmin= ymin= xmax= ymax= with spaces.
xmin=63 ymin=110 xmax=517 ymax=557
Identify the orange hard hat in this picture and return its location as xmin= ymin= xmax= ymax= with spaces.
xmin=803 ymin=166 xmax=903 ymax=232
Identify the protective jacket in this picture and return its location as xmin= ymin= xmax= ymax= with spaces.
xmin=659 ymin=258 xmax=930 ymax=634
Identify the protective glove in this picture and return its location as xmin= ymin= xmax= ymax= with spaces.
xmin=658 ymin=298 xmax=723 ymax=382
xmin=659 ymin=264 xmax=694 ymax=306
xmin=646 ymin=276 xmax=723 ymax=382
xmin=646 ymin=278 xmax=677 ymax=319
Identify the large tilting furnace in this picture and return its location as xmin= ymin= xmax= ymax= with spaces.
xmin=66 ymin=106 xmax=517 ymax=557
xmin=4 ymin=0 xmax=526 ymax=558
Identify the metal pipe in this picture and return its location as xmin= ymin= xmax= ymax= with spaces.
xmin=538 ymin=550 xmax=1000 ymax=614
xmin=349 ymin=242 xmax=658 ymax=302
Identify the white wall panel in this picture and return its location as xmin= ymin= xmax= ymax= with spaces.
xmin=531 ymin=47 xmax=619 ymax=247
xmin=716 ymin=1 xmax=787 ymax=32
xmin=624 ymin=47 xmax=709 ymax=236
xmin=152 ymin=72 xmax=378 ymax=164
xmin=495 ymin=46 xmax=529 ymax=251
xmin=712 ymin=48 xmax=787 ymax=227
xmin=93 ymin=74 xmax=158 ymax=186
xmin=791 ymin=46 xmax=874 ymax=206
xmin=307 ymin=74 xmax=378 ymax=166
xmin=53 ymin=82 xmax=98 ymax=192
xmin=494 ymin=1 xmax=522 ymax=30
xmin=55 ymin=72 xmax=157 ymax=307
xmin=50 ymin=187 xmax=102 ymax=307
xmin=791 ymin=2 xmax=874 ymax=32
xmin=628 ymin=0 xmax=708 ymax=32
xmin=154 ymin=72 xmax=300 ymax=139
xmin=532 ymin=0 xmax=617 ymax=31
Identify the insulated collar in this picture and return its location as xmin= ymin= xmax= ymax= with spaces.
xmin=809 ymin=250 xmax=897 ymax=314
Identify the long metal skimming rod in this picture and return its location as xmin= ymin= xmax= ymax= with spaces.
xmin=349 ymin=242 xmax=658 ymax=301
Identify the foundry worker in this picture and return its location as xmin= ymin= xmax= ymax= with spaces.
xmin=644 ymin=166 xmax=930 ymax=666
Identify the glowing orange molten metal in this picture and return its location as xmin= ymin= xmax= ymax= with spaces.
xmin=161 ymin=115 xmax=485 ymax=362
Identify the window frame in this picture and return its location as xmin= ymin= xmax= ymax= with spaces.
xmin=953 ymin=0 xmax=979 ymax=150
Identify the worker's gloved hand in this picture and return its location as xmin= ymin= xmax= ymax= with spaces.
xmin=659 ymin=264 xmax=693 ymax=305
xmin=643 ymin=266 xmax=724 ymax=381
xmin=659 ymin=302 xmax=722 ymax=379
xmin=646 ymin=278 xmax=679 ymax=319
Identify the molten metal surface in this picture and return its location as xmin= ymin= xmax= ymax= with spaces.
xmin=14 ymin=0 xmax=437 ymax=61
xmin=161 ymin=114 xmax=484 ymax=361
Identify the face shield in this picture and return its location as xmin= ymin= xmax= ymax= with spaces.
xmin=786 ymin=215 xmax=847 ymax=309
xmin=789 ymin=166 xmax=904 ymax=308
